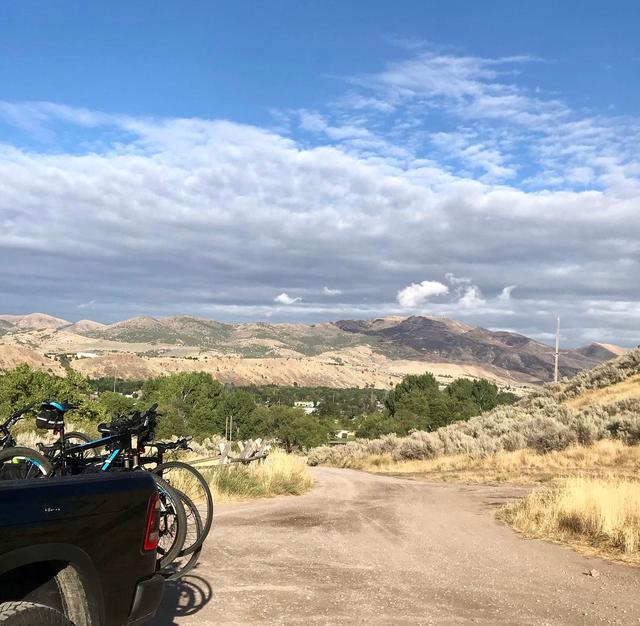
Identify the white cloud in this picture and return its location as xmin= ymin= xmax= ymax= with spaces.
xmin=323 ymin=286 xmax=342 ymax=296
xmin=77 ymin=299 xmax=96 ymax=309
xmin=445 ymin=273 xmax=472 ymax=286
xmin=0 ymin=92 xmax=638 ymax=346
xmin=274 ymin=293 xmax=301 ymax=305
xmin=397 ymin=281 xmax=449 ymax=308
xmin=458 ymin=286 xmax=486 ymax=309
xmin=298 ymin=110 xmax=371 ymax=141
xmin=498 ymin=285 xmax=517 ymax=301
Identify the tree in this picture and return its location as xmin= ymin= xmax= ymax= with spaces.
xmin=252 ymin=405 xmax=330 ymax=452
xmin=385 ymin=373 xmax=439 ymax=417
xmin=0 ymin=365 xmax=101 ymax=423
xmin=142 ymin=372 xmax=226 ymax=438
xmin=355 ymin=413 xmax=396 ymax=438
xmin=211 ymin=390 xmax=256 ymax=439
xmin=471 ymin=379 xmax=499 ymax=411
xmin=98 ymin=391 xmax=136 ymax=420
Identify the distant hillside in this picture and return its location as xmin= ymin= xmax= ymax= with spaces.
xmin=0 ymin=312 xmax=627 ymax=385
xmin=333 ymin=316 xmax=618 ymax=380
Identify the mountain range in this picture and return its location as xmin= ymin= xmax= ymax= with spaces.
xmin=0 ymin=313 xmax=625 ymax=388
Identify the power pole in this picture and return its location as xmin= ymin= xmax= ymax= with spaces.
xmin=554 ymin=316 xmax=560 ymax=383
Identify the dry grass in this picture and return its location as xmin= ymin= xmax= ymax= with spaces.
xmin=200 ymin=449 xmax=313 ymax=502
xmin=362 ymin=441 xmax=640 ymax=565
xmin=565 ymin=374 xmax=640 ymax=409
xmin=499 ymin=476 xmax=640 ymax=564
xmin=362 ymin=440 xmax=640 ymax=485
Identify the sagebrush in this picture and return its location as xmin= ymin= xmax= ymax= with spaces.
xmin=308 ymin=348 xmax=640 ymax=467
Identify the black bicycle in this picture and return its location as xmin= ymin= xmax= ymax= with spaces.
xmin=54 ymin=425 xmax=214 ymax=556
xmin=138 ymin=436 xmax=214 ymax=555
xmin=0 ymin=405 xmax=34 ymax=450
xmin=0 ymin=405 xmax=53 ymax=479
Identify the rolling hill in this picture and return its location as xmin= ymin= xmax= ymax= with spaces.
xmin=0 ymin=312 xmax=627 ymax=387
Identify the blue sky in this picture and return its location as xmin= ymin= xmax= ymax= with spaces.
xmin=2 ymin=1 xmax=638 ymax=123
xmin=0 ymin=1 xmax=638 ymax=346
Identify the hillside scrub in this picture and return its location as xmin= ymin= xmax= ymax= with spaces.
xmin=357 ymin=440 xmax=640 ymax=484
xmin=308 ymin=348 xmax=640 ymax=468
xmin=499 ymin=476 xmax=640 ymax=564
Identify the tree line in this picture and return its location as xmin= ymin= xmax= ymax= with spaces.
xmin=0 ymin=365 xmax=516 ymax=450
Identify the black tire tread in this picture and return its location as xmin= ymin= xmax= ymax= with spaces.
xmin=0 ymin=601 xmax=72 ymax=625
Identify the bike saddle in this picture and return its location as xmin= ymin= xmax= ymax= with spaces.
xmin=98 ymin=422 xmax=116 ymax=435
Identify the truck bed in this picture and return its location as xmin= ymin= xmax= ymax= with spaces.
xmin=0 ymin=471 xmax=163 ymax=625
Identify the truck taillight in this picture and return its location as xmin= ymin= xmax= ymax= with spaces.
xmin=143 ymin=492 xmax=160 ymax=552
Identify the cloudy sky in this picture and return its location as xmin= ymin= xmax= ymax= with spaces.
xmin=0 ymin=1 xmax=638 ymax=347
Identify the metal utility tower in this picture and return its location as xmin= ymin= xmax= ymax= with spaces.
xmin=554 ymin=316 xmax=560 ymax=383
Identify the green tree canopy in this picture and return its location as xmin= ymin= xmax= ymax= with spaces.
xmin=252 ymin=405 xmax=331 ymax=452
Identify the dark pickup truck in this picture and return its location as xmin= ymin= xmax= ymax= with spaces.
xmin=0 ymin=472 xmax=164 ymax=625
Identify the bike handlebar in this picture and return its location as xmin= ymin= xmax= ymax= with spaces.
xmin=1 ymin=404 xmax=34 ymax=430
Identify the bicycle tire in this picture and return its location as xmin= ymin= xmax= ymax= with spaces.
xmin=64 ymin=431 xmax=103 ymax=461
xmin=151 ymin=474 xmax=187 ymax=569
xmin=161 ymin=490 xmax=203 ymax=581
xmin=0 ymin=447 xmax=53 ymax=479
xmin=152 ymin=461 xmax=213 ymax=553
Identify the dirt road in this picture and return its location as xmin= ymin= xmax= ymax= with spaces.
xmin=155 ymin=467 xmax=640 ymax=625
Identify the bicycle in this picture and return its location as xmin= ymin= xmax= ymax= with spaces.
xmin=0 ymin=405 xmax=34 ymax=450
xmin=0 ymin=402 xmax=188 ymax=570
xmin=55 ymin=425 xmax=214 ymax=556
xmin=137 ymin=436 xmax=214 ymax=555
xmin=0 ymin=405 xmax=54 ymax=479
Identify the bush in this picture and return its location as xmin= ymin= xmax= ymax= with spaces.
xmin=309 ymin=348 xmax=640 ymax=467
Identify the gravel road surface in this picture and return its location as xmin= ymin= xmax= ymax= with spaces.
xmin=154 ymin=467 xmax=640 ymax=625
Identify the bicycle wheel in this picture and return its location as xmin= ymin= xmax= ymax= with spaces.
xmin=153 ymin=461 xmax=213 ymax=554
xmin=0 ymin=447 xmax=53 ymax=479
xmin=161 ymin=490 xmax=203 ymax=581
xmin=64 ymin=432 xmax=103 ymax=461
xmin=151 ymin=474 xmax=187 ymax=569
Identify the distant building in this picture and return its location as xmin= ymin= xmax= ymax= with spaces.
xmin=75 ymin=352 xmax=98 ymax=358
xmin=294 ymin=401 xmax=316 ymax=414
xmin=335 ymin=430 xmax=355 ymax=440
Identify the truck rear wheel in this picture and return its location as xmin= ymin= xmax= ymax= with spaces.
xmin=0 ymin=601 xmax=72 ymax=625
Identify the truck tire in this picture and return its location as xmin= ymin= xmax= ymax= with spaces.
xmin=0 ymin=601 xmax=72 ymax=625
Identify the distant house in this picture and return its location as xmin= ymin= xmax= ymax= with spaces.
xmin=294 ymin=401 xmax=316 ymax=414
xmin=335 ymin=430 xmax=355 ymax=440
xmin=75 ymin=352 xmax=98 ymax=359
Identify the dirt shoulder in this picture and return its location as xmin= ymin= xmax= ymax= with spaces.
xmin=156 ymin=467 xmax=640 ymax=625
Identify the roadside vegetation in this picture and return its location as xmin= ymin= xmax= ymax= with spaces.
xmin=356 ymin=439 xmax=640 ymax=484
xmin=499 ymin=476 xmax=640 ymax=564
xmin=309 ymin=349 xmax=640 ymax=467
xmin=200 ymin=450 xmax=313 ymax=502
